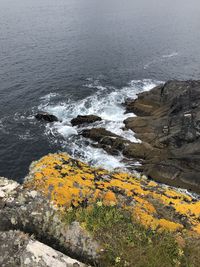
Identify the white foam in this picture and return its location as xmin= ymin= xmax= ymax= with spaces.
xmin=40 ymin=92 xmax=60 ymax=101
xmin=162 ymin=52 xmax=178 ymax=58
xmin=71 ymin=140 xmax=126 ymax=171
xmin=56 ymin=124 xmax=78 ymax=138
xmin=144 ymin=52 xmax=178 ymax=69
xmin=37 ymin=79 xmax=161 ymax=170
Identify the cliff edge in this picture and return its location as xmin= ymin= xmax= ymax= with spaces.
xmin=1 ymin=153 xmax=200 ymax=266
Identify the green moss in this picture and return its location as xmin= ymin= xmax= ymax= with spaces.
xmin=64 ymin=204 xmax=184 ymax=267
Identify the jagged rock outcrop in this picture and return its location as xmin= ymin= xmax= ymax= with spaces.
xmin=81 ymin=127 xmax=158 ymax=161
xmin=71 ymin=115 xmax=102 ymax=126
xmin=79 ymin=81 xmax=200 ymax=192
xmin=81 ymin=128 xmax=129 ymax=155
xmin=35 ymin=112 xmax=59 ymax=123
xmin=124 ymin=80 xmax=200 ymax=192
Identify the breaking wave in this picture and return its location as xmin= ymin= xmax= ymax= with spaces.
xmin=36 ymin=79 xmax=161 ymax=170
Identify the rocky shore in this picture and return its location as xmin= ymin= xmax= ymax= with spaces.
xmin=78 ymin=80 xmax=200 ymax=193
xmin=124 ymin=80 xmax=200 ymax=192
xmin=1 ymin=80 xmax=200 ymax=266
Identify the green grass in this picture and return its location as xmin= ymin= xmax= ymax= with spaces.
xmin=64 ymin=204 xmax=187 ymax=267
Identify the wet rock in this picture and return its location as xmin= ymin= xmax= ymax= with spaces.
xmin=35 ymin=112 xmax=59 ymax=123
xmin=71 ymin=115 xmax=102 ymax=126
xmin=81 ymin=128 xmax=129 ymax=155
xmin=125 ymin=98 xmax=158 ymax=116
xmin=123 ymin=142 xmax=160 ymax=160
xmin=81 ymin=128 xmax=118 ymax=141
xmin=0 ymin=230 xmax=88 ymax=267
xmin=124 ymin=80 xmax=200 ymax=192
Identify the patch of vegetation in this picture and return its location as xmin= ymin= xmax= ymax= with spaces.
xmin=64 ymin=203 xmax=186 ymax=267
xmin=26 ymin=153 xmax=200 ymax=235
xmin=182 ymin=238 xmax=200 ymax=267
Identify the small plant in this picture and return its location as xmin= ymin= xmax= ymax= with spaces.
xmin=64 ymin=203 xmax=184 ymax=267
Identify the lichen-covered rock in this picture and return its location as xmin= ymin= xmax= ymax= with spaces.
xmin=24 ymin=153 xmax=200 ymax=235
xmin=0 ymin=177 xmax=19 ymax=199
xmin=0 ymin=230 xmax=88 ymax=267
xmin=0 ymin=177 xmax=101 ymax=265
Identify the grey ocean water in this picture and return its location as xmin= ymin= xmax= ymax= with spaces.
xmin=0 ymin=0 xmax=200 ymax=182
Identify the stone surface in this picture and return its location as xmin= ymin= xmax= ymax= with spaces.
xmin=35 ymin=112 xmax=59 ymax=123
xmin=71 ymin=115 xmax=102 ymax=126
xmin=123 ymin=80 xmax=200 ymax=192
xmin=81 ymin=128 xmax=129 ymax=156
xmin=0 ymin=230 xmax=88 ymax=267
xmin=0 ymin=177 xmax=19 ymax=199
xmin=80 ymin=127 xmax=159 ymax=161
xmin=0 ymin=177 xmax=100 ymax=265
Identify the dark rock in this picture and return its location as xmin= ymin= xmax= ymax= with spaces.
xmin=123 ymin=80 xmax=200 ymax=192
xmin=123 ymin=142 xmax=161 ymax=160
xmin=125 ymin=84 xmax=163 ymax=116
xmin=81 ymin=128 xmax=129 ymax=156
xmin=35 ymin=112 xmax=59 ymax=123
xmin=81 ymin=128 xmax=118 ymax=141
xmin=71 ymin=115 xmax=102 ymax=126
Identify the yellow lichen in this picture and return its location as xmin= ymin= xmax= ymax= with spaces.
xmin=158 ymin=219 xmax=183 ymax=232
xmin=103 ymin=191 xmax=117 ymax=206
xmin=24 ymin=153 xmax=200 ymax=235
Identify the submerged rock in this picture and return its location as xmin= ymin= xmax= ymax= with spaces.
xmin=71 ymin=115 xmax=102 ymax=126
xmin=35 ymin=112 xmax=59 ymax=123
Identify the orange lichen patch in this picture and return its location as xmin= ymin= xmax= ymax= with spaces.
xmin=134 ymin=196 xmax=156 ymax=214
xmin=175 ymin=202 xmax=200 ymax=218
xmin=133 ymin=206 xmax=183 ymax=232
xmin=133 ymin=206 xmax=158 ymax=230
xmin=24 ymin=153 xmax=200 ymax=235
xmin=148 ymin=181 xmax=157 ymax=187
xmin=158 ymin=219 xmax=183 ymax=232
xmin=164 ymin=189 xmax=192 ymax=202
xmin=103 ymin=191 xmax=117 ymax=206
xmin=192 ymin=224 xmax=200 ymax=235
xmin=149 ymin=190 xmax=200 ymax=230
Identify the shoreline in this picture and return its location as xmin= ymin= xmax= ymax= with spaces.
xmin=1 ymin=80 xmax=200 ymax=266
xmin=73 ymin=80 xmax=200 ymax=194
